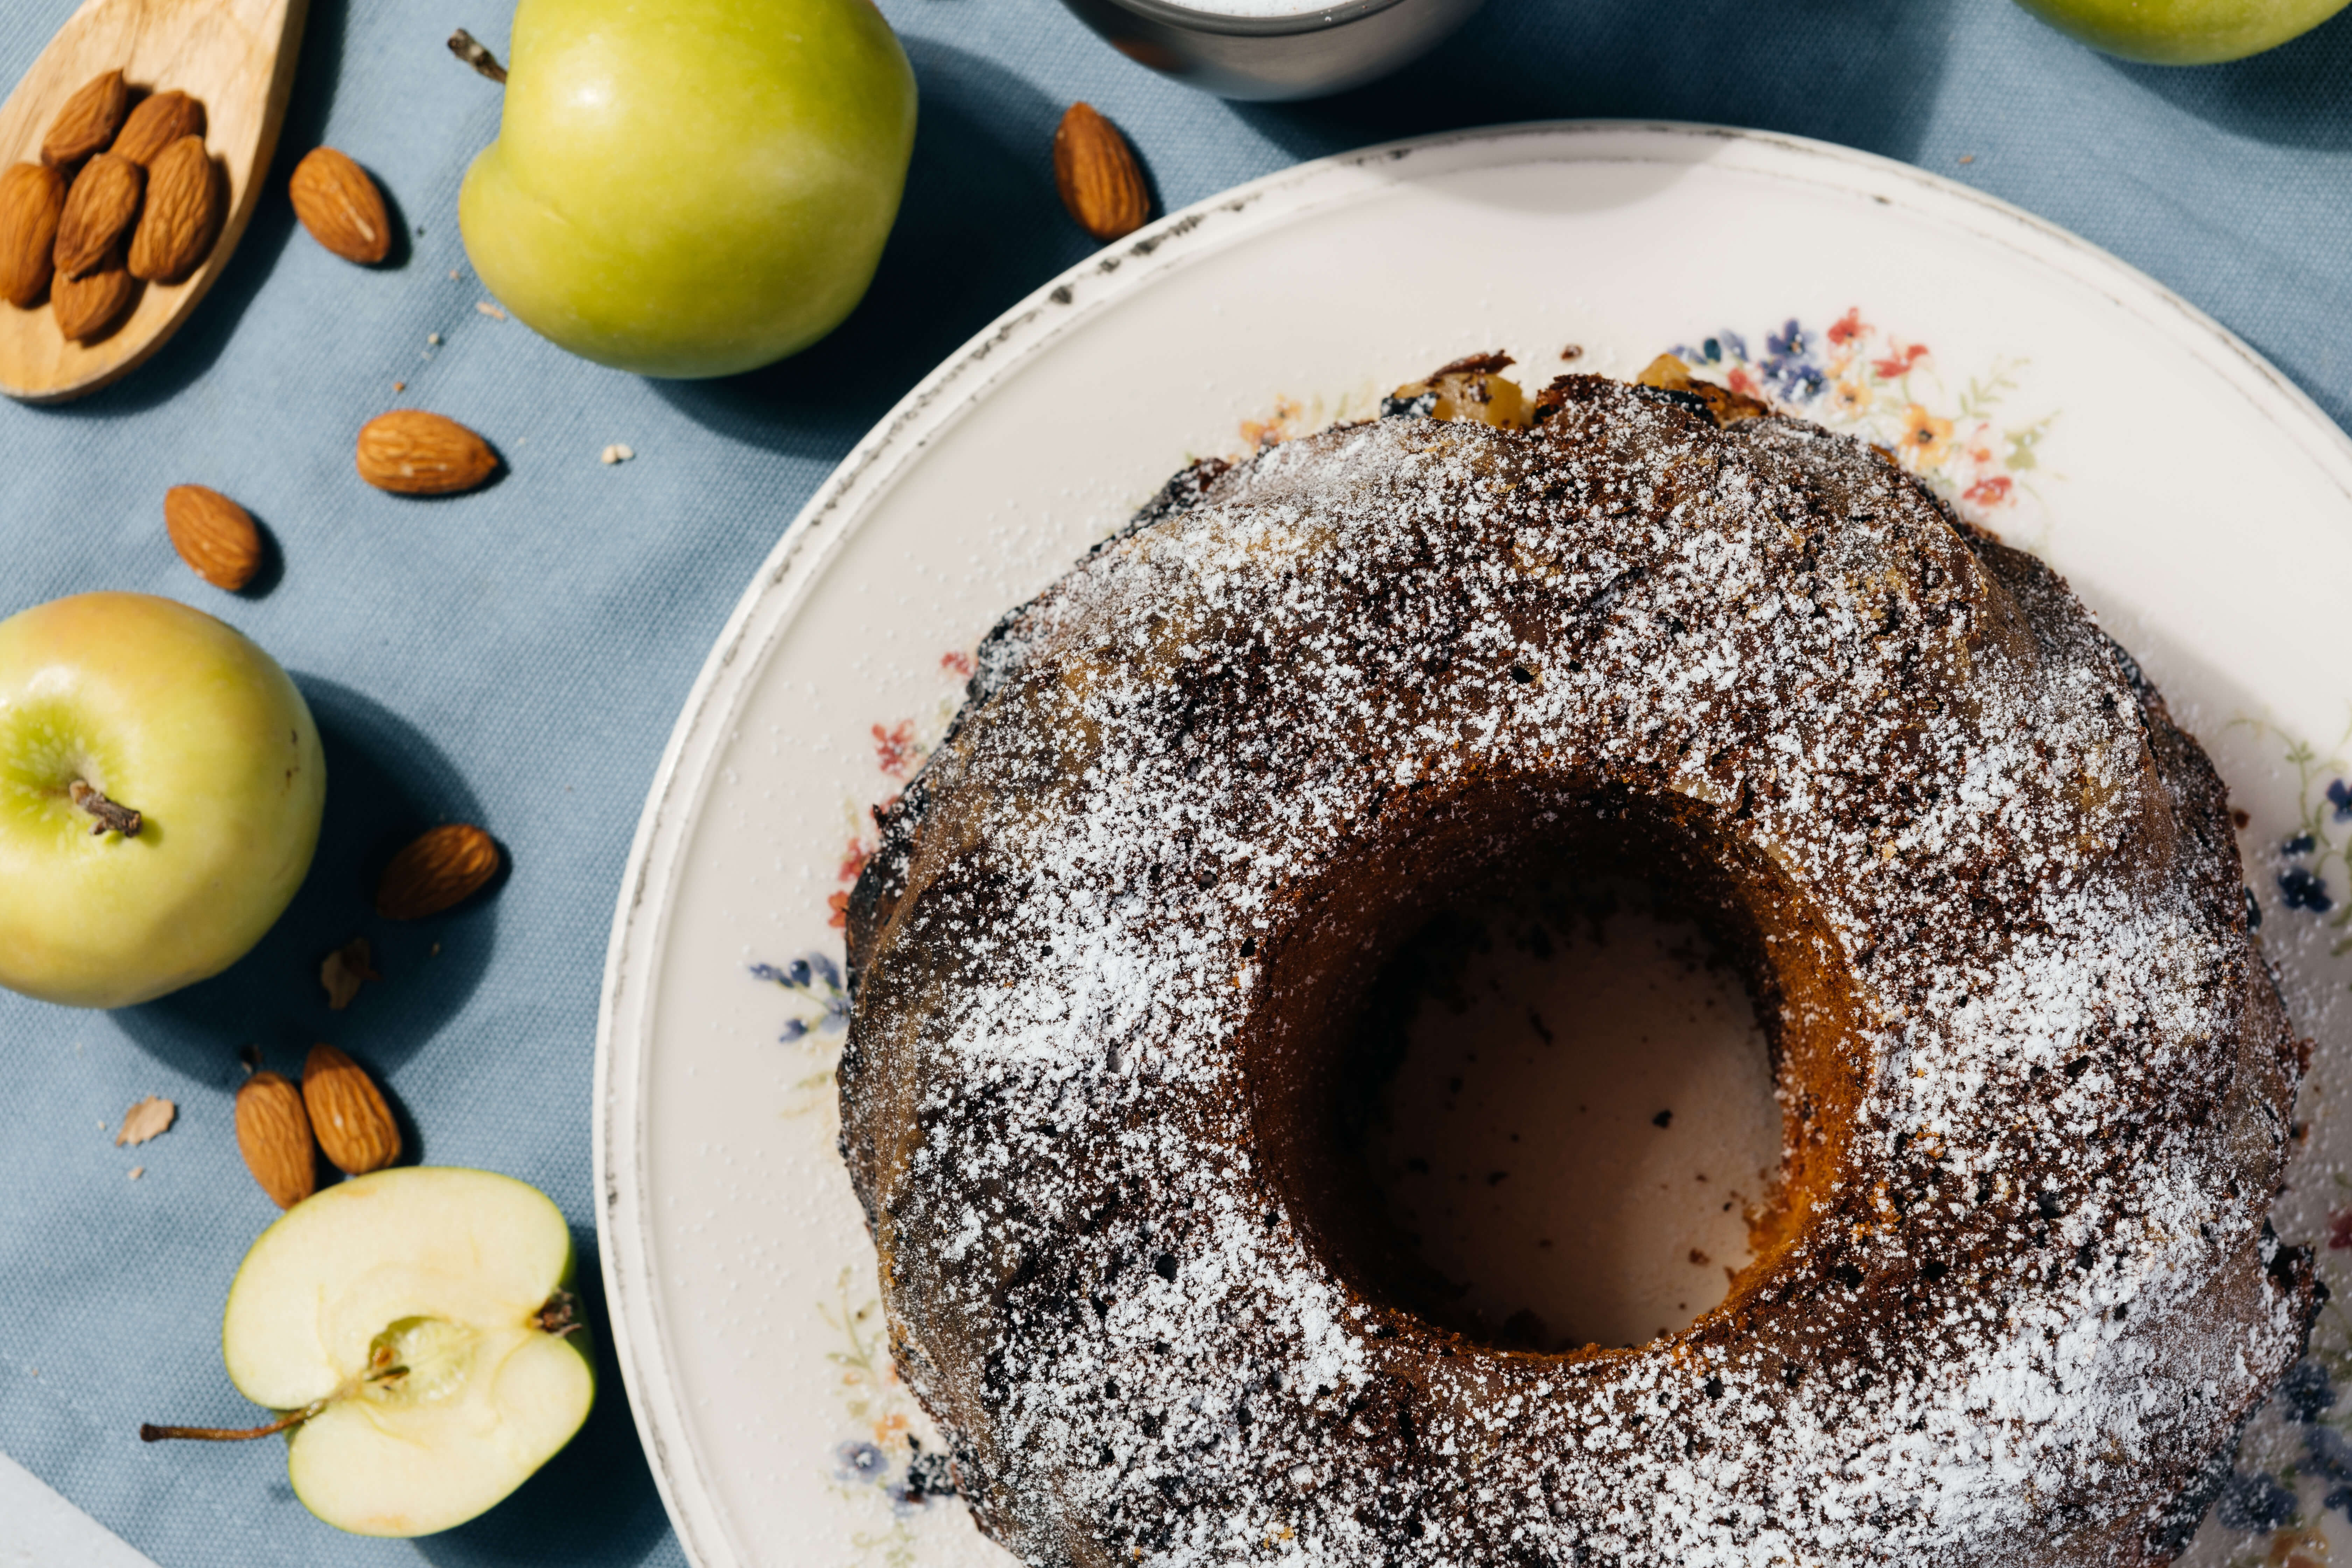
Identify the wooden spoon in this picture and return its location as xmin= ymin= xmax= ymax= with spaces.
xmin=0 ymin=0 xmax=307 ymax=404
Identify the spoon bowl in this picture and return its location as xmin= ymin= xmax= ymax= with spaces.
xmin=0 ymin=0 xmax=307 ymax=404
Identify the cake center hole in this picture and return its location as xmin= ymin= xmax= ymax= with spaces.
xmin=1346 ymin=876 xmax=1782 ymax=1353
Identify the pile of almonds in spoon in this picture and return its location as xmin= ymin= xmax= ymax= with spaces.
xmin=0 ymin=70 xmax=222 ymax=343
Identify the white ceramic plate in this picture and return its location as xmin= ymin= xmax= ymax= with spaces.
xmin=595 ymin=122 xmax=2352 ymax=1568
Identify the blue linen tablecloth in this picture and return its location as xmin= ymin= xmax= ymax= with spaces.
xmin=3 ymin=0 xmax=2350 ymax=1562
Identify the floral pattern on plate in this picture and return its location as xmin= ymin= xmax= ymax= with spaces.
xmin=1222 ymin=311 xmax=2060 ymax=537
xmin=2203 ymin=713 xmax=2352 ymax=1567
xmin=1669 ymin=309 xmax=2056 ymax=531
xmin=757 ymin=658 xmax=983 ymax=1557
xmin=2213 ymin=1347 xmax=2352 ymax=1568
xmin=2261 ymin=725 xmax=2352 ymax=937
xmin=820 ymin=1267 xmax=961 ymax=1567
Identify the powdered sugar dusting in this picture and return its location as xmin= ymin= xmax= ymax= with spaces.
xmin=840 ymin=379 xmax=2313 ymax=1567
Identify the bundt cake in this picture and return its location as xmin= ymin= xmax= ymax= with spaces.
xmin=839 ymin=367 xmax=2317 ymax=1567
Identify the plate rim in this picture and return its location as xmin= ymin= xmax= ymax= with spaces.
xmin=591 ymin=117 xmax=2352 ymax=1568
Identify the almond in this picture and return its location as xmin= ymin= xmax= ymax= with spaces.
xmin=376 ymin=823 xmax=501 ymax=918
xmin=288 ymin=146 xmax=388 ymax=264
xmin=53 ymin=152 xmax=142 ymax=279
xmin=109 ymin=89 xmax=204 ymax=167
xmin=0 ymin=162 xmax=66 ymax=306
xmin=235 ymin=1072 xmax=317 ymax=1209
xmin=355 ymin=410 xmax=497 ymax=495
xmin=52 ymin=257 xmax=134 ymax=342
xmin=41 ymin=69 xmax=127 ymax=167
xmin=163 ymin=483 xmax=261 ymax=589
xmin=127 ymin=136 xmax=219 ymax=282
xmin=301 ymin=1044 xmax=401 ymax=1176
xmin=1053 ymin=103 xmax=1149 ymax=243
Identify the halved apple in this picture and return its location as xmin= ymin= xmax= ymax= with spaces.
xmin=153 ymin=1167 xmax=595 ymax=1537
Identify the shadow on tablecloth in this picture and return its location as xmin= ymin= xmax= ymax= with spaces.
xmin=2100 ymin=3 xmax=2352 ymax=151
xmin=419 ymin=1226 xmax=673 ymax=1568
xmin=1231 ymin=0 xmax=1954 ymax=178
xmin=649 ymin=7 xmax=1962 ymax=458
xmin=649 ymin=36 xmax=1102 ymax=455
xmin=114 ymin=676 xmax=498 ymax=1091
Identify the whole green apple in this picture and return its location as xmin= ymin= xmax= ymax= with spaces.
xmin=458 ymin=0 xmax=918 ymax=378
xmin=0 ymin=593 xmax=324 ymax=1009
xmin=2012 ymin=0 xmax=2349 ymax=63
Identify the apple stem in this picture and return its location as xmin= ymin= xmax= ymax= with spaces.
xmin=536 ymin=1289 xmax=585 ymax=1339
xmin=447 ymin=29 xmax=508 ymax=84
xmin=69 ymin=780 xmax=142 ymax=838
xmin=140 ymin=1356 xmax=422 ymax=1446
xmin=139 ymin=1401 xmax=323 ymax=1444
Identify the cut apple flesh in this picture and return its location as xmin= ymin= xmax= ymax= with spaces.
xmin=286 ymin=1317 xmax=592 ymax=1536
xmin=221 ymin=1167 xmax=595 ymax=1537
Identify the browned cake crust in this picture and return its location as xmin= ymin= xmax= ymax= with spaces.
xmin=840 ymin=376 xmax=2316 ymax=1567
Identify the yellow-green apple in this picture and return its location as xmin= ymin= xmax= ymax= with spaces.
xmin=145 ymin=1168 xmax=596 ymax=1537
xmin=457 ymin=0 xmax=918 ymax=378
xmin=0 ymin=593 xmax=324 ymax=1009
xmin=2012 ymin=0 xmax=2350 ymax=62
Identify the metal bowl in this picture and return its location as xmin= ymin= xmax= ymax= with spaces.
xmin=1056 ymin=0 xmax=1485 ymax=101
